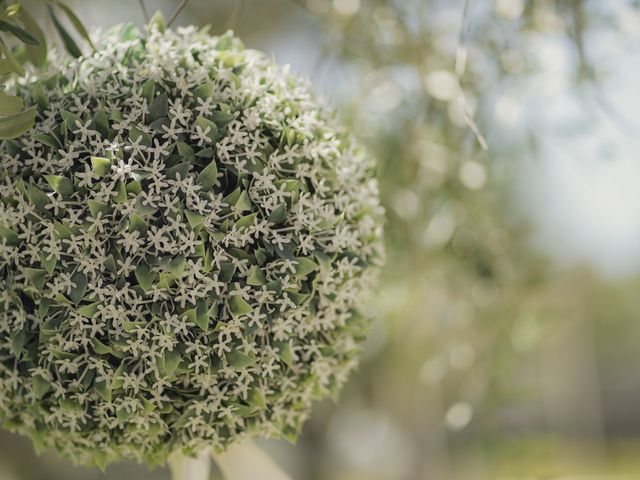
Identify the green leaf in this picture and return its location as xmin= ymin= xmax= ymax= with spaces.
xmin=93 ymin=109 xmax=109 ymax=136
xmin=248 ymin=387 xmax=266 ymax=409
xmin=150 ymin=10 xmax=166 ymax=33
xmin=229 ymin=296 xmax=252 ymax=316
xmin=193 ymin=82 xmax=215 ymax=99
xmin=294 ymin=257 xmax=320 ymax=278
xmin=185 ymin=210 xmax=205 ymax=229
xmin=0 ymin=91 xmax=23 ymax=116
xmin=148 ymin=92 xmax=168 ymax=122
xmin=0 ymin=39 xmax=24 ymax=75
xmin=128 ymin=214 xmax=147 ymax=234
xmin=44 ymin=175 xmax=74 ymax=197
xmin=163 ymin=257 xmax=184 ymax=279
xmin=110 ymin=361 xmax=126 ymax=390
xmin=195 ymin=116 xmax=218 ymax=142
xmin=113 ymin=181 xmax=127 ymax=203
xmin=93 ymin=449 xmax=109 ymax=473
xmin=195 ymin=300 xmax=210 ymax=331
xmin=0 ymin=20 xmax=39 ymax=45
xmin=55 ymin=2 xmax=95 ymax=50
xmin=177 ymin=141 xmax=195 ymax=161
xmin=226 ymin=350 xmax=256 ymax=369
xmin=91 ymin=338 xmax=112 ymax=355
xmin=0 ymin=106 xmax=36 ymax=140
xmin=27 ymin=184 xmax=50 ymax=211
xmin=34 ymin=133 xmax=60 ymax=149
xmin=91 ymin=156 xmax=112 ymax=177
xmin=140 ymin=79 xmax=155 ymax=104
xmin=10 ymin=329 xmax=27 ymax=356
xmin=87 ymin=199 xmax=111 ymax=218
xmin=32 ymin=376 xmax=51 ymax=398
xmin=39 ymin=252 xmax=57 ymax=275
xmin=0 ymin=59 xmax=16 ymax=75
xmin=52 ymin=221 xmax=73 ymax=239
xmin=0 ymin=225 xmax=19 ymax=245
xmin=235 ymin=213 xmax=257 ymax=229
xmin=48 ymin=4 xmax=81 ymax=58
xmin=130 ymin=127 xmax=151 ymax=146
xmin=18 ymin=6 xmax=47 ymax=67
xmin=268 ymin=203 xmax=287 ymax=224
xmin=69 ymin=272 xmax=88 ymax=304
xmin=135 ymin=263 xmax=155 ymax=292
xmin=275 ymin=341 xmax=293 ymax=368
xmin=196 ymin=159 xmax=218 ymax=190
xmin=247 ymin=266 xmax=266 ymax=286
xmin=24 ymin=268 xmax=47 ymax=290
xmin=78 ymin=301 xmax=101 ymax=318
xmin=210 ymin=110 xmax=236 ymax=129
xmin=94 ymin=379 xmax=111 ymax=402
xmin=161 ymin=349 xmax=180 ymax=377
xmin=235 ymin=191 xmax=252 ymax=212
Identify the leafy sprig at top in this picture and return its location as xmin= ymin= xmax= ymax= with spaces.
xmin=0 ymin=21 xmax=384 ymax=468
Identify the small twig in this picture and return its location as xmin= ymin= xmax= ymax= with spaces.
xmin=289 ymin=0 xmax=309 ymax=10
xmin=138 ymin=0 xmax=150 ymax=23
xmin=168 ymin=0 xmax=189 ymax=28
xmin=455 ymin=0 xmax=488 ymax=150
xmin=227 ymin=0 xmax=246 ymax=30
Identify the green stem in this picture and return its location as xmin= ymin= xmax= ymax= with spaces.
xmin=213 ymin=441 xmax=292 ymax=480
xmin=168 ymin=450 xmax=211 ymax=480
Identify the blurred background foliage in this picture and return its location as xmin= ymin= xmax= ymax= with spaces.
xmin=2 ymin=0 xmax=640 ymax=479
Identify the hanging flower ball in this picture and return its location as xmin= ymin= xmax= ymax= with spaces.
xmin=0 ymin=20 xmax=384 ymax=469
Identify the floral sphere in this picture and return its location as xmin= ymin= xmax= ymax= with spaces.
xmin=0 ymin=21 xmax=383 ymax=468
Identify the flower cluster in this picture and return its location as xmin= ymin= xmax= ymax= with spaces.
xmin=0 ymin=22 xmax=383 ymax=468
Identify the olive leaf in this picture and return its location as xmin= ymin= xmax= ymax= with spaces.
xmin=54 ymin=2 xmax=95 ymax=50
xmin=0 ymin=20 xmax=39 ymax=45
xmin=0 ymin=105 xmax=35 ymax=139
xmin=0 ymin=90 xmax=23 ymax=115
xmin=47 ymin=4 xmax=81 ymax=58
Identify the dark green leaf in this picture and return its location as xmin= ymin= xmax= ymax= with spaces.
xmin=229 ymin=296 xmax=252 ymax=316
xmin=69 ymin=272 xmax=88 ymax=304
xmin=269 ymin=203 xmax=288 ymax=224
xmin=135 ymin=263 xmax=155 ymax=292
xmin=27 ymin=184 xmax=50 ymax=211
xmin=32 ymin=375 xmax=51 ymax=398
xmin=148 ymin=92 xmax=168 ymax=121
xmin=39 ymin=252 xmax=57 ymax=275
xmin=195 ymin=116 xmax=218 ymax=142
xmin=196 ymin=159 xmax=218 ymax=190
xmin=24 ymin=268 xmax=47 ymax=290
xmin=0 ymin=225 xmax=19 ymax=245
